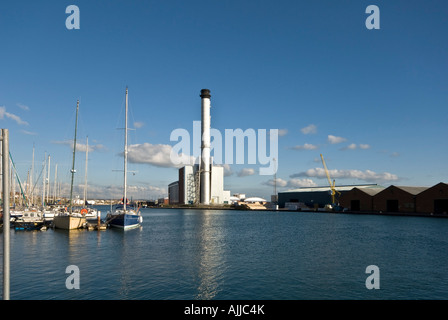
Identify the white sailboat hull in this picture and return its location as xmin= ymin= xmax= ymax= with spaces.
xmin=53 ymin=215 xmax=86 ymax=230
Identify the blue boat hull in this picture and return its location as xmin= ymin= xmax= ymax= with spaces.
xmin=108 ymin=213 xmax=141 ymax=230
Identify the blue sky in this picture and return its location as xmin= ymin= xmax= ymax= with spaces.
xmin=0 ymin=0 xmax=447 ymax=200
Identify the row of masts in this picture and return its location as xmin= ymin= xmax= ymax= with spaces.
xmin=2 ymin=87 xmax=130 ymax=210
xmin=2 ymin=136 xmax=91 ymax=209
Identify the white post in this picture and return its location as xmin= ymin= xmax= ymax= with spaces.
xmin=124 ymin=88 xmax=128 ymax=211
xmin=46 ymin=155 xmax=50 ymax=204
xmin=2 ymin=129 xmax=10 ymax=300
xmin=84 ymin=136 xmax=88 ymax=204
xmin=53 ymin=164 xmax=58 ymax=203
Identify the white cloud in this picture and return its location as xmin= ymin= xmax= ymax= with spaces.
xmin=341 ymin=143 xmax=371 ymax=150
xmin=127 ymin=142 xmax=195 ymax=168
xmin=267 ymin=129 xmax=288 ymax=138
xmin=327 ymin=135 xmax=347 ymax=144
xmin=21 ymin=130 xmax=37 ymax=136
xmin=263 ymin=177 xmax=317 ymax=188
xmin=291 ymin=143 xmax=318 ymax=150
xmin=71 ymin=182 xmax=166 ymax=199
xmin=220 ymin=164 xmax=234 ymax=176
xmin=237 ymin=168 xmax=256 ymax=177
xmin=340 ymin=143 xmax=357 ymax=150
xmin=0 ymin=106 xmax=28 ymax=126
xmin=301 ymin=124 xmax=317 ymax=135
xmin=263 ymin=178 xmax=288 ymax=188
xmin=133 ymin=121 xmax=144 ymax=128
xmin=287 ymin=178 xmax=318 ymax=188
xmin=17 ymin=103 xmax=30 ymax=111
xmin=52 ymin=140 xmax=106 ymax=152
xmin=290 ymin=167 xmax=399 ymax=182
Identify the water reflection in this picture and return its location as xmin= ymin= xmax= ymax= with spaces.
xmin=194 ymin=210 xmax=227 ymax=300
xmin=109 ymin=226 xmax=144 ymax=299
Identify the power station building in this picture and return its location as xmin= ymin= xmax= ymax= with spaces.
xmin=169 ymin=164 xmax=230 ymax=205
xmin=168 ymin=89 xmax=230 ymax=205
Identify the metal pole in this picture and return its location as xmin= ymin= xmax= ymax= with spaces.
xmin=2 ymin=128 xmax=10 ymax=300
xmin=124 ymin=87 xmax=128 ymax=211
xmin=69 ymin=100 xmax=79 ymax=214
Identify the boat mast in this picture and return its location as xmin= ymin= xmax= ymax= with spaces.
xmin=69 ymin=100 xmax=79 ymax=214
xmin=46 ymin=154 xmax=51 ymax=204
xmin=42 ymin=152 xmax=46 ymax=208
xmin=124 ymin=88 xmax=128 ymax=212
xmin=30 ymin=144 xmax=34 ymax=206
xmin=84 ymin=136 xmax=88 ymax=205
xmin=53 ymin=163 xmax=58 ymax=203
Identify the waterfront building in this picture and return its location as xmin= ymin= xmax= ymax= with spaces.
xmin=339 ymin=186 xmax=385 ymax=211
xmin=168 ymin=181 xmax=179 ymax=204
xmin=168 ymin=89 xmax=230 ymax=206
xmin=336 ymin=183 xmax=448 ymax=215
xmin=372 ymin=186 xmax=428 ymax=213
xmin=172 ymin=163 xmax=230 ymax=205
xmin=278 ymin=184 xmax=379 ymax=209
xmin=415 ymin=182 xmax=448 ymax=214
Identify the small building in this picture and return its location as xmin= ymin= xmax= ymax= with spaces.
xmin=168 ymin=181 xmax=179 ymax=204
xmin=339 ymin=187 xmax=385 ymax=211
xmin=416 ymin=182 xmax=448 ymax=214
xmin=244 ymin=197 xmax=267 ymax=203
xmin=233 ymin=193 xmax=246 ymax=200
xmin=210 ymin=165 xmax=229 ymax=204
xmin=372 ymin=186 xmax=428 ymax=213
xmin=179 ymin=165 xmax=199 ymax=205
xmin=157 ymin=197 xmax=169 ymax=206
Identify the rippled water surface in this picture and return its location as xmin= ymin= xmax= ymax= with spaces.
xmin=1 ymin=208 xmax=447 ymax=300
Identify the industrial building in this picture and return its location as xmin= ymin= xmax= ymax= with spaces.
xmin=278 ymin=184 xmax=380 ymax=210
xmin=168 ymin=181 xmax=179 ymax=204
xmin=171 ymin=163 xmax=230 ymax=205
xmin=372 ymin=186 xmax=428 ymax=213
xmin=415 ymin=182 xmax=448 ymax=214
xmin=338 ymin=186 xmax=384 ymax=211
xmin=279 ymin=182 xmax=448 ymax=215
xmin=338 ymin=182 xmax=448 ymax=214
xmin=168 ymin=89 xmax=230 ymax=206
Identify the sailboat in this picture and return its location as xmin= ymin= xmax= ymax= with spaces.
xmin=53 ymin=100 xmax=87 ymax=230
xmin=81 ymin=136 xmax=100 ymax=220
xmin=106 ymin=87 xmax=142 ymax=230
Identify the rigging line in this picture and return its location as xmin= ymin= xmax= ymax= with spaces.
xmin=29 ymin=158 xmax=46 ymax=199
xmin=9 ymin=152 xmax=28 ymax=205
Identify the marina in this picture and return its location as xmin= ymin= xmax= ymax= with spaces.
xmin=105 ymin=87 xmax=143 ymax=230
xmin=0 ymin=1 xmax=447 ymax=306
xmin=1 ymin=207 xmax=448 ymax=300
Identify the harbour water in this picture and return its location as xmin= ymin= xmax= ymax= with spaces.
xmin=1 ymin=207 xmax=447 ymax=300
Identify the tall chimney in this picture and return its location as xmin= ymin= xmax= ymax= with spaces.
xmin=200 ymin=89 xmax=211 ymax=205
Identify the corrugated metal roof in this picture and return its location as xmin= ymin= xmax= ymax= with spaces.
xmin=392 ymin=186 xmax=429 ymax=195
xmin=355 ymin=187 xmax=385 ymax=196
xmin=283 ymin=184 xmax=380 ymax=193
xmin=417 ymin=182 xmax=448 ymax=194
xmin=283 ymin=184 xmax=430 ymax=195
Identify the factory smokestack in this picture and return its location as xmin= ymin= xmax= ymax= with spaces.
xmin=200 ymin=89 xmax=211 ymax=205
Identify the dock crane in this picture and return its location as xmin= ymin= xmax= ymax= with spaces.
xmin=320 ymin=154 xmax=341 ymax=210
